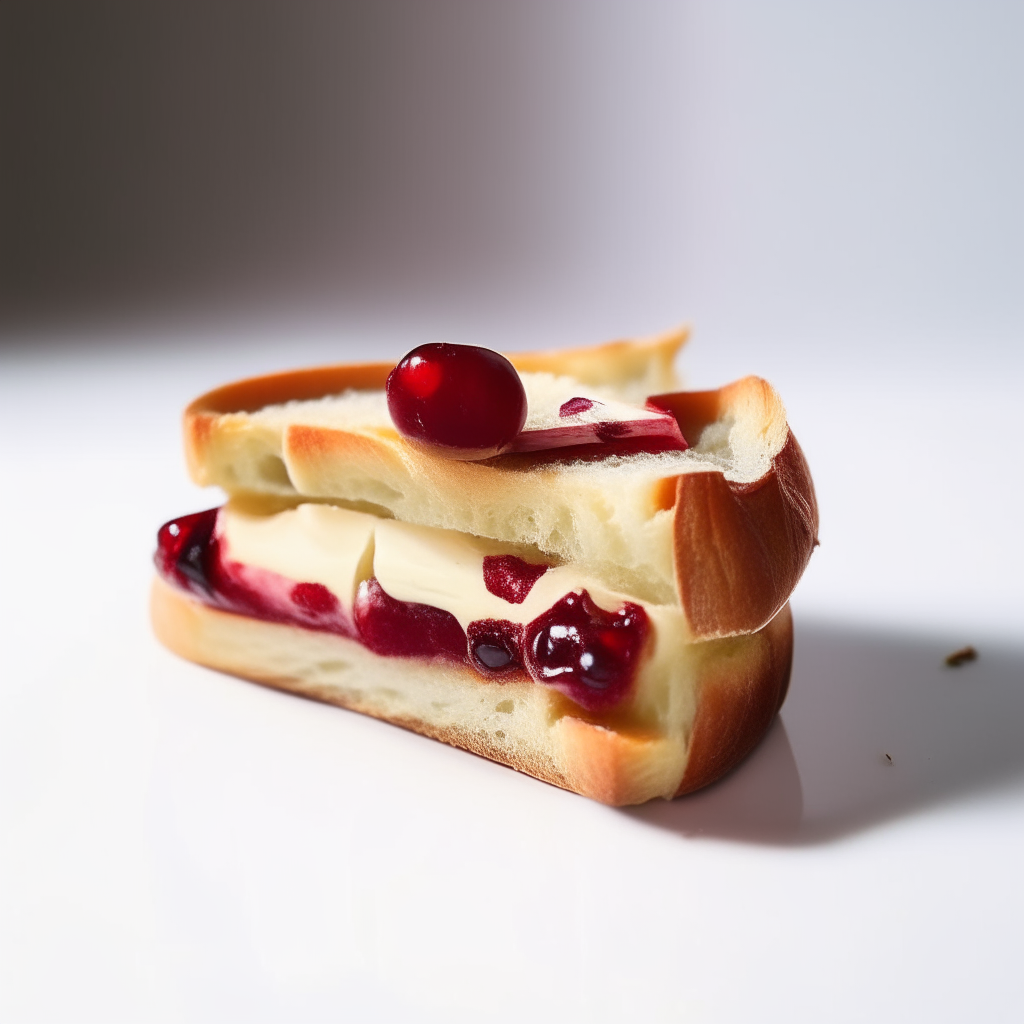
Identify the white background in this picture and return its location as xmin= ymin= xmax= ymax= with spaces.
xmin=2 ymin=3 xmax=1023 ymax=1022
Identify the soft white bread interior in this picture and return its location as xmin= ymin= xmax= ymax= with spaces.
xmin=152 ymin=575 xmax=793 ymax=806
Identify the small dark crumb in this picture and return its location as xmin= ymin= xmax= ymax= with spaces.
xmin=884 ymin=753 xmax=893 ymax=765
xmin=945 ymin=645 xmax=978 ymax=668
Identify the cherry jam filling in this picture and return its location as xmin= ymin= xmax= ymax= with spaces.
xmin=157 ymin=510 xmax=648 ymax=710
xmin=155 ymin=509 xmax=352 ymax=635
xmin=468 ymin=619 xmax=525 ymax=674
xmin=156 ymin=508 xmax=220 ymax=596
xmin=482 ymin=554 xmax=549 ymax=604
xmin=524 ymin=591 xmax=648 ymax=711
xmin=289 ymin=582 xmax=342 ymax=622
xmin=354 ymin=577 xmax=467 ymax=661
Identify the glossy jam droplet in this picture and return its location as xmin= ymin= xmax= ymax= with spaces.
xmin=386 ymin=343 xmax=528 ymax=459
xmin=467 ymin=619 xmax=525 ymax=674
xmin=482 ymin=555 xmax=549 ymax=604
xmin=155 ymin=508 xmax=220 ymax=595
xmin=525 ymin=590 xmax=648 ymax=711
xmin=354 ymin=577 xmax=467 ymax=661
xmin=559 ymin=396 xmax=595 ymax=417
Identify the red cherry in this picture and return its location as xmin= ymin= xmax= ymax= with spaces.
xmin=524 ymin=590 xmax=648 ymax=711
xmin=386 ymin=343 xmax=528 ymax=459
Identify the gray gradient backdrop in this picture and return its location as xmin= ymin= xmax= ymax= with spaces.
xmin=2 ymin=1 xmax=1021 ymax=362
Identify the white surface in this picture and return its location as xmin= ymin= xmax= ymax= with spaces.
xmin=1 ymin=333 xmax=1023 ymax=1023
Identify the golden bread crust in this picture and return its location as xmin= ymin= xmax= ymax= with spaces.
xmin=151 ymin=576 xmax=793 ymax=805
xmin=673 ymin=432 xmax=817 ymax=637
xmin=652 ymin=378 xmax=819 ymax=637
xmin=674 ymin=603 xmax=793 ymax=796
xmin=507 ymin=326 xmax=688 ymax=396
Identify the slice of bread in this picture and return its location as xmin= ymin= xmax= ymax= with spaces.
xmin=183 ymin=328 xmax=817 ymax=638
xmin=151 ymin=576 xmax=793 ymax=805
xmin=154 ymin=328 xmax=817 ymax=804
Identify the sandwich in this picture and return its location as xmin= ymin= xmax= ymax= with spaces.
xmin=151 ymin=327 xmax=818 ymax=805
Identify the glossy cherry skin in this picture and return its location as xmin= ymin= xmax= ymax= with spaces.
xmin=155 ymin=508 xmax=220 ymax=596
xmin=386 ymin=343 xmax=528 ymax=459
xmin=524 ymin=590 xmax=648 ymax=711
xmin=354 ymin=577 xmax=468 ymax=662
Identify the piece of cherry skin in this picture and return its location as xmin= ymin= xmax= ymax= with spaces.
xmin=558 ymin=396 xmax=595 ymax=417
xmin=386 ymin=343 xmax=528 ymax=460
xmin=482 ymin=554 xmax=549 ymax=604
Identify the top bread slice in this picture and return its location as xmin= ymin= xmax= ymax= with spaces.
xmin=183 ymin=328 xmax=818 ymax=641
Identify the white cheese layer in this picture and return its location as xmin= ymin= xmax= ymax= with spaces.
xmin=218 ymin=502 xmax=376 ymax=610
xmin=219 ymin=501 xmax=641 ymax=629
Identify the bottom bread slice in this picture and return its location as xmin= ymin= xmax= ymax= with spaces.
xmin=151 ymin=575 xmax=793 ymax=805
